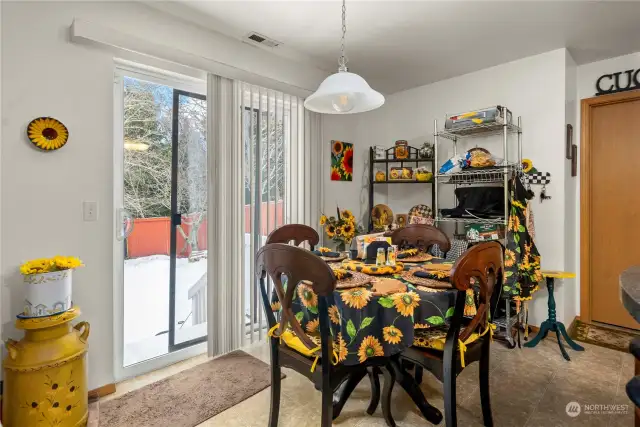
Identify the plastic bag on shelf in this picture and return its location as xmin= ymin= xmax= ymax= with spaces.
xmin=439 ymin=152 xmax=470 ymax=174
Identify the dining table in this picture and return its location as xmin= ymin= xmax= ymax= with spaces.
xmin=284 ymin=256 xmax=474 ymax=425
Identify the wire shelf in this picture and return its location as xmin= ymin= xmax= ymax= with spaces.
xmin=435 ymin=216 xmax=507 ymax=225
xmin=436 ymin=164 xmax=521 ymax=184
xmin=437 ymin=122 xmax=521 ymax=140
xmin=494 ymin=314 xmax=519 ymax=329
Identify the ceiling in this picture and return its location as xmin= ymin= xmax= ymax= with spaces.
xmin=151 ymin=1 xmax=640 ymax=94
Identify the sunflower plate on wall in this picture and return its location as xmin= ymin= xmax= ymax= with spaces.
xmin=27 ymin=117 xmax=69 ymax=151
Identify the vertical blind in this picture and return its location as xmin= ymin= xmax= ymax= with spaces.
xmin=241 ymin=83 xmax=322 ymax=344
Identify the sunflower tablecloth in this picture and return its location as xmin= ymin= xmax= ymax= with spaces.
xmin=289 ymin=260 xmax=461 ymax=366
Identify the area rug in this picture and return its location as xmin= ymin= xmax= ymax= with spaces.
xmin=99 ymin=350 xmax=281 ymax=427
xmin=571 ymin=320 xmax=638 ymax=353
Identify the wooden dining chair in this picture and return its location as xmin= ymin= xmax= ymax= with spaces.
xmin=390 ymin=224 xmax=451 ymax=253
xmin=256 ymin=243 xmax=374 ymax=427
xmin=266 ymin=224 xmax=319 ymax=250
xmin=399 ymin=241 xmax=503 ymax=427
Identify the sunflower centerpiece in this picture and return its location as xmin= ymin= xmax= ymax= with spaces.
xmin=320 ymin=207 xmax=364 ymax=252
xmin=19 ymin=256 xmax=83 ymax=318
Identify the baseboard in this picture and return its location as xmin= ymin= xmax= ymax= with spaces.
xmin=567 ymin=316 xmax=580 ymax=337
xmin=88 ymin=383 xmax=116 ymax=401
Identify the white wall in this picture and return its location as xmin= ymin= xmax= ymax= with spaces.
xmin=322 ymin=117 xmax=365 ymax=228
xmin=324 ymin=49 xmax=571 ymax=325
xmin=1 ymin=0 xmax=327 ymax=390
xmin=564 ymin=50 xmax=579 ymax=324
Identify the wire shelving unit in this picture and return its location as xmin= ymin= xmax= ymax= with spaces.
xmin=433 ymin=107 xmax=523 ymax=347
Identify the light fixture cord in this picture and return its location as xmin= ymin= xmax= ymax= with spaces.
xmin=338 ymin=0 xmax=348 ymax=72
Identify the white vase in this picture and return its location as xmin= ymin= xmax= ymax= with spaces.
xmin=23 ymin=270 xmax=73 ymax=317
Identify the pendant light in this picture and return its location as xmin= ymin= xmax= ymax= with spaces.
xmin=304 ymin=0 xmax=384 ymax=114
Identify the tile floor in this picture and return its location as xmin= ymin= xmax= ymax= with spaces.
xmin=91 ymin=334 xmax=635 ymax=426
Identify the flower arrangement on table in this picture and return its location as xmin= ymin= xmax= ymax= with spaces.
xmin=320 ymin=207 xmax=364 ymax=252
xmin=19 ymin=256 xmax=84 ymax=318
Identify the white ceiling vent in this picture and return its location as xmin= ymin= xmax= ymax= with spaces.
xmin=246 ymin=32 xmax=281 ymax=48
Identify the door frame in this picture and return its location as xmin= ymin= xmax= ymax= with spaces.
xmin=169 ymin=89 xmax=207 ymax=352
xmin=113 ymin=65 xmax=207 ymax=381
xmin=580 ymin=89 xmax=640 ymax=324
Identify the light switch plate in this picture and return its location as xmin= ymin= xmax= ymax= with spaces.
xmin=83 ymin=201 xmax=98 ymax=222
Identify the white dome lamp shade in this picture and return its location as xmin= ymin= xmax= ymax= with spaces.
xmin=304 ymin=0 xmax=384 ymax=114
xmin=304 ymin=71 xmax=385 ymax=114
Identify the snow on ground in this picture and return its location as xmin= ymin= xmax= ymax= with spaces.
xmin=123 ymin=255 xmax=206 ymax=366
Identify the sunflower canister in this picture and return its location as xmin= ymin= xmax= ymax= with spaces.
xmin=20 ymin=257 xmax=83 ymax=318
xmin=3 ymin=307 xmax=89 ymax=427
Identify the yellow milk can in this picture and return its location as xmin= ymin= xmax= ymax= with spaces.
xmin=3 ymin=307 xmax=89 ymax=427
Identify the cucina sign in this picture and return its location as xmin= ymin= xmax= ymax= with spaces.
xmin=596 ymin=68 xmax=640 ymax=96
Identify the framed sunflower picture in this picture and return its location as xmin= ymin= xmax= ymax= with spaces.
xmin=331 ymin=140 xmax=353 ymax=181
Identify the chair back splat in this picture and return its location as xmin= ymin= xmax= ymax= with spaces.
xmin=450 ymin=241 xmax=503 ymax=342
xmin=266 ymin=224 xmax=320 ymax=250
xmin=391 ymin=224 xmax=451 ymax=253
xmin=256 ymin=243 xmax=336 ymax=350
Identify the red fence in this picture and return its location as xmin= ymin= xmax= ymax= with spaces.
xmin=126 ymin=202 xmax=283 ymax=259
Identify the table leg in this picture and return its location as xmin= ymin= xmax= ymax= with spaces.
xmin=558 ymin=322 xmax=585 ymax=352
xmin=388 ymin=356 xmax=443 ymax=425
xmin=332 ymin=368 xmax=367 ymax=420
xmin=366 ymin=367 xmax=381 ymax=416
xmin=523 ymin=277 xmax=585 ymax=360
xmin=555 ymin=328 xmax=571 ymax=361
xmin=523 ymin=320 xmax=551 ymax=348
xmin=381 ymin=365 xmax=396 ymax=427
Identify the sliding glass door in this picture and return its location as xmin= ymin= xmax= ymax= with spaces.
xmin=114 ymin=68 xmax=207 ymax=378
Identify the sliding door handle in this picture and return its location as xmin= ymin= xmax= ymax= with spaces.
xmin=172 ymin=213 xmax=182 ymax=227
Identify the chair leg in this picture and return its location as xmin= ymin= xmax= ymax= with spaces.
xmin=320 ymin=371 xmax=334 ymax=427
xmin=443 ymin=350 xmax=457 ymax=426
xmin=367 ymin=367 xmax=381 ymax=415
xmin=479 ymin=337 xmax=493 ymax=427
xmin=269 ymin=339 xmax=281 ymax=427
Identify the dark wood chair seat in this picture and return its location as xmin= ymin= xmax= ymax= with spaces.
xmin=399 ymin=241 xmax=503 ymax=427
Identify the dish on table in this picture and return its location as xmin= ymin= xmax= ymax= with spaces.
xmin=401 ymin=267 xmax=453 ymax=288
xmin=341 ymin=260 xmax=404 ymax=275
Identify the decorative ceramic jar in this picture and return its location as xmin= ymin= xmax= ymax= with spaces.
xmin=3 ymin=307 xmax=89 ymax=427
xmin=419 ymin=142 xmax=434 ymax=159
xmin=23 ymin=270 xmax=72 ymax=318
xmin=394 ymin=140 xmax=409 ymax=159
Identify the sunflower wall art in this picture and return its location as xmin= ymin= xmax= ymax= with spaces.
xmin=331 ymin=140 xmax=353 ymax=181
xmin=27 ymin=117 xmax=69 ymax=151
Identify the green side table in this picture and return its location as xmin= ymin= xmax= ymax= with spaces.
xmin=523 ymin=271 xmax=584 ymax=360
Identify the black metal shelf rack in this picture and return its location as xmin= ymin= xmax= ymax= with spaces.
xmin=368 ymin=145 xmax=436 ymax=232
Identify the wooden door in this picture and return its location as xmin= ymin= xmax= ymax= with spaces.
xmin=584 ymin=90 xmax=640 ymax=330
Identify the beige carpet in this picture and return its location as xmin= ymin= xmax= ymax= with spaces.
xmin=99 ymin=350 xmax=280 ymax=427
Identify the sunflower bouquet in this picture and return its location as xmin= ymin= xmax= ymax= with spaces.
xmin=320 ymin=207 xmax=364 ymax=251
xmin=20 ymin=256 xmax=84 ymax=276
